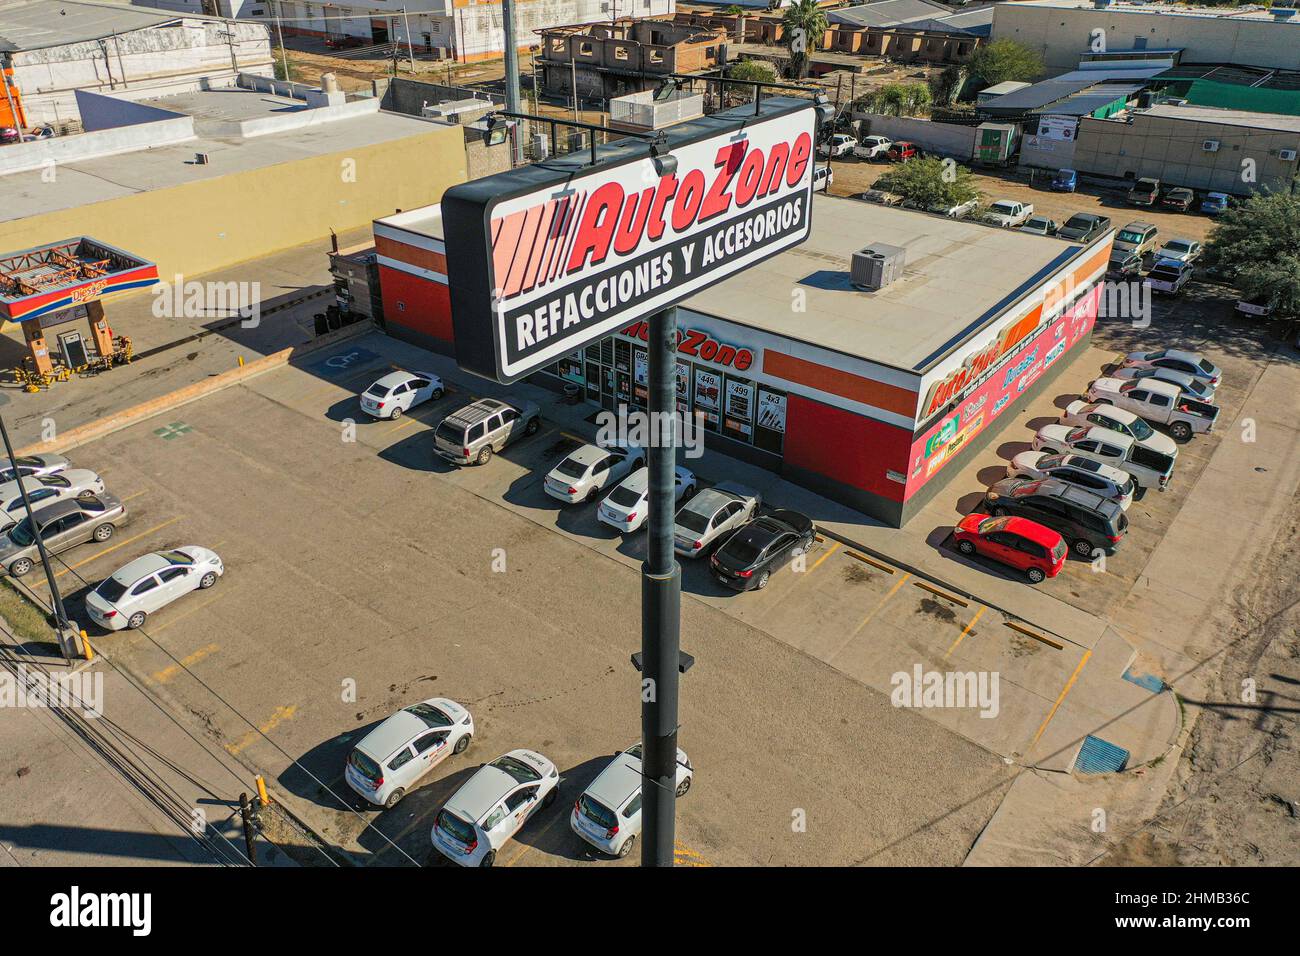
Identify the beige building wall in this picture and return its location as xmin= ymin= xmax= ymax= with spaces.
xmin=992 ymin=5 xmax=1300 ymax=74
xmin=0 ymin=124 xmax=467 ymax=280
xmin=1072 ymin=114 xmax=1300 ymax=194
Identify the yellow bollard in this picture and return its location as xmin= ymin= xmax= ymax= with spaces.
xmin=255 ymin=775 xmax=270 ymax=807
xmin=238 ymin=356 xmax=245 ymax=368
xmin=81 ymin=630 xmax=94 ymax=662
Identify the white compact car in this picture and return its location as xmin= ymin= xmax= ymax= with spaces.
xmin=359 ymin=370 xmax=444 ymax=420
xmin=1061 ymin=399 xmax=1178 ymax=457
xmin=570 ymin=743 xmax=693 ymax=859
xmin=672 ymin=481 xmax=761 ymax=558
xmin=543 ymin=442 xmax=644 ymax=504
xmin=0 ymin=469 xmax=104 ymax=533
xmin=1005 ymin=451 xmax=1135 ymax=511
xmin=431 ymin=749 xmax=561 ymax=867
xmin=85 ymin=547 xmax=223 ymax=631
xmin=598 ymin=466 xmax=696 ymax=533
xmin=0 ymin=453 xmax=70 ymax=484
xmin=344 ymin=698 xmax=474 ymax=808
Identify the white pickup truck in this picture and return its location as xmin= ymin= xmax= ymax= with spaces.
xmin=985 ymin=200 xmax=1034 ymax=228
xmin=1085 ymin=377 xmax=1219 ymax=442
xmin=1033 ymin=424 xmax=1175 ymax=492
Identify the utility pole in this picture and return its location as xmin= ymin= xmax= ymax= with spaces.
xmin=401 ymin=6 xmax=416 ymax=72
xmin=571 ymin=55 xmax=579 ymax=120
xmin=272 ymin=0 xmax=290 ymax=81
xmin=640 ymin=306 xmax=683 ymax=867
xmin=502 ymin=0 xmax=523 ymax=165
xmin=0 ymin=415 xmax=74 ymax=657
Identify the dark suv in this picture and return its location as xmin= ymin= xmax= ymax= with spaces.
xmin=1057 ymin=213 xmax=1111 ymax=242
xmin=979 ymin=477 xmax=1128 ymax=558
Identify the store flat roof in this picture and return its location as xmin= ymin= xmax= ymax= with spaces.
xmin=0 ymin=0 xmax=180 ymax=52
xmin=0 ymin=110 xmax=448 ymax=225
xmin=683 ymin=194 xmax=1085 ymax=373
xmin=1142 ymin=103 xmax=1300 ymax=133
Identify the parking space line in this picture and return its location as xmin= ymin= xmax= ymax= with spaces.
xmin=51 ymin=517 xmax=184 ymax=579
xmin=226 ymin=704 xmax=297 ymax=755
xmin=152 ymin=642 xmax=220 ymax=683
xmin=674 ymin=840 xmax=711 ymax=867
xmin=121 ymin=491 xmax=147 ymax=503
xmin=148 ymin=588 xmax=232 ymax=636
xmin=1030 ymin=649 xmax=1093 ymax=748
xmin=945 ymin=606 xmax=985 ymax=659
xmin=804 ymin=541 xmax=841 ymax=575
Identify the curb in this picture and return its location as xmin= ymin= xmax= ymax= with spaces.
xmin=16 ymin=321 xmax=376 ymax=458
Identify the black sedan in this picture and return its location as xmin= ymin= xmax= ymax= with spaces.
xmin=1160 ymin=187 xmax=1195 ymax=212
xmin=709 ymin=509 xmax=815 ymax=592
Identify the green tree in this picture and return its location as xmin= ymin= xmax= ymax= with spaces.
xmin=857 ymin=82 xmax=931 ymax=117
xmin=875 ymin=157 xmax=982 ymax=211
xmin=930 ymin=64 xmax=968 ymax=107
xmin=726 ymin=59 xmax=778 ymax=104
xmin=781 ymin=0 xmax=828 ymax=79
xmin=968 ymin=39 xmax=1045 ymax=88
xmin=724 ymin=4 xmax=745 ymax=13
xmin=1205 ymin=192 xmax=1300 ymax=318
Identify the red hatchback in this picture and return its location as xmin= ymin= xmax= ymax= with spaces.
xmin=887 ymin=141 xmax=919 ymax=162
xmin=954 ymin=513 xmax=1067 ymax=584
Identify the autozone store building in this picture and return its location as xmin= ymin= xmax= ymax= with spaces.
xmin=371 ymin=194 xmax=1113 ymax=527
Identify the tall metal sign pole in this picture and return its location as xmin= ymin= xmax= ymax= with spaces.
xmin=501 ymin=0 xmax=523 ymax=165
xmin=641 ymin=305 xmax=681 ymax=867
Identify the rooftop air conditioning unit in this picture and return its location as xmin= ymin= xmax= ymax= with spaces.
xmin=1280 ymin=148 xmax=1298 ymax=162
xmin=1202 ymin=139 xmax=1220 ymax=152
xmin=851 ymin=243 xmax=906 ymax=292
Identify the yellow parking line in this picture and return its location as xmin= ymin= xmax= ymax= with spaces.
xmin=148 ymin=588 xmax=231 ymax=635
xmin=674 ymin=840 xmax=711 ymax=867
xmin=226 ymin=704 xmax=296 ymax=755
xmin=152 ymin=642 xmax=220 ymax=683
xmin=848 ymin=572 xmax=912 ymax=641
xmin=384 ymin=415 xmax=421 ymax=434
xmin=502 ymin=804 xmax=572 ymax=867
xmin=945 ymin=606 xmax=986 ymax=659
xmin=121 ymin=491 xmax=146 ymax=503
xmin=804 ymin=541 xmax=841 ymax=576
xmin=52 ymin=516 xmax=183 ymax=579
xmin=1031 ymin=649 xmax=1093 ymax=747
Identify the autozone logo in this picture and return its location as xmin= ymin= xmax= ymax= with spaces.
xmin=920 ymin=309 xmax=1044 ymax=418
xmin=491 ymin=131 xmax=814 ymax=304
xmin=619 ymin=320 xmax=756 ymax=371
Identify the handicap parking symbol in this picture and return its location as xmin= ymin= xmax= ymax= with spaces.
xmin=313 ymin=346 xmax=380 ymax=376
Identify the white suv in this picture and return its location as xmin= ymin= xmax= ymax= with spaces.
xmin=431 ymin=749 xmax=560 ymax=867
xmin=571 ymin=743 xmax=693 ymax=859
xmin=344 ymin=698 xmax=474 ymax=808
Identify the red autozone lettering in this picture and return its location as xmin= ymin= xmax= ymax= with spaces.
xmin=565 ymin=132 xmax=812 ymax=279
xmin=620 ymin=321 xmax=755 ymax=372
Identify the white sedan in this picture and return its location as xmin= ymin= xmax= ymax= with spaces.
xmin=0 ymin=469 xmax=105 ymax=532
xmin=598 ymin=466 xmax=696 ymax=533
xmin=431 ymin=749 xmax=561 ymax=867
xmin=85 ymin=547 xmax=224 ymax=631
xmin=359 ymin=370 xmax=444 ymax=420
xmin=543 ymin=443 xmax=643 ymax=504
xmin=672 ymin=482 xmax=761 ymax=558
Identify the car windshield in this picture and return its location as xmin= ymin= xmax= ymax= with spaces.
xmin=1127 ymin=417 xmax=1154 ymax=439
xmin=1183 ymin=379 xmax=1207 ymax=396
xmin=404 ymin=702 xmax=452 ymax=728
xmin=1038 ymin=455 xmax=1066 ymax=470
xmin=553 ymin=456 xmax=589 ymax=479
xmin=435 ymin=421 xmax=464 ymax=446
xmin=490 ymin=755 xmax=541 ymax=784
xmin=1150 ymin=265 xmax=1181 ymax=278
xmin=1197 ymin=359 xmax=1215 ymax=374
xmin=578 ymin=794 xmax=617 ymax=829
xmin=435 ymin=808 xmax=476 ymax=844
xmin=8 ymin=520 xmax=33 ymax=548
xmin=609 ymin=485 xmax=642 ymax=508
xmin=676 ymin=509 xmax=711 ymax=533
xmin=160 ymin=550 xmax=194 ymax=566
xmin=991 ymin=203 xmax=1016 ymax=214
xmin=348 ymin=748 xmax=382 ymax=783
xmin=96 ymin=577 xmax=129 ymax=603
xmin=1064 ymin=216 xmax=1091 ymax=230
xmin=1058 ymin=170 xmax=1075 ymax=178
xmin=365 ymin=383 xmax=389 ymax=397
xmin=1165 ymin=241 xmax=1192 ymax=254
xmin=1118 ymin=230 xmax=1145 ymax=244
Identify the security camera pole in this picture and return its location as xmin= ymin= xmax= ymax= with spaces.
xmin=641 ymin=304 xmax=682 ymax=867
xmin=0 ymin=415 xmax=73 ymax=651
xmin=501 ymin=0 xmax=523 ymax=165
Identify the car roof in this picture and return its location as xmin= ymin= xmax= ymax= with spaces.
xmin=443 ymin=398 xmax=513 ymax=428
xmin=681 ymin=487 xmax=734 ymax=515
xmin=1137 ymin=367 xmax=1193 ymax=384
xmin=1136 ymin=378 xmax=1181 ymax=397
xmin=110 ymin=552 xmax=172 ymax=585
xmin=446 ymin=750 xmax=551 ymax=819
xmin=1160 ymin=348 xmax=1204 ymax=364
xmin=1017 ymin=477 xmax=1114 ymax=512
xmin=30 ymin=498 xmax=82 ymax=522
xmin=1120 ymin=221 xmax=1156 ymax=232
xmin=1084 ymin=401 xmax=1137 ymax=422
xmin=1003 ymin=516 xmax=1064 ymax=548
xmin=564 ymin=444 xmax=609 ymax=467
xmin=585 ymin=751 xmax=642 ymax=809
xmin=370 ymin=370 xmax=416 ymax=391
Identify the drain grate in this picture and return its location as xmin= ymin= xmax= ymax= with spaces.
xmin=1075 ymin=735 xmax=1130 ymax=774
xmin=1122 ymin=665 xmax=1166 ymax=694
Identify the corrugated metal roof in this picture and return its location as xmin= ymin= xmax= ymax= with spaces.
xmin=1143 ymin=103 xmax=1300 ymax=133
xmin=828 ymin=0 xmax=955 ymax=29
xmin=0 ymin=0 xmax=180 ymax=53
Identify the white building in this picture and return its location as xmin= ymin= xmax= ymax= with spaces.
xmin=135 ymin=0 xmax=675 ymax=63
xmin=0 ymin=0 xmax=273 ymax=128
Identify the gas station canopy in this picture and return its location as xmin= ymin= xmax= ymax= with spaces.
xmin=0 ymin=237 xmax=158 ymax=323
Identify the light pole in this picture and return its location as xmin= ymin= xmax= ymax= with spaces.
xmin=502 ymin=0 xmax=523 ymax=165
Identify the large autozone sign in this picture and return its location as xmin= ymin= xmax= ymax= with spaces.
xmin=442 ymin=99 xmax=818 ymax=383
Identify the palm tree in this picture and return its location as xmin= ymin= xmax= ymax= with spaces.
xmin=780 ymin=0 xmax=827 ymax=80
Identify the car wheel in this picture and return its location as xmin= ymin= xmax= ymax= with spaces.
xmin=1073 ymin=539 xmax=1094 ymax=558
xmin=618 ymin=834 xmax=636 ymax=858
xmin=9 ymin=557 xmax=32 ymax=577
xmin=390 ymin=406 xmax=403 ymax=420
xmin=480 ymin=850 xmax=496 ymax=868
xmin=586 ymin=486 xmax=600 ymax=503
xmin=453 ymin=733 xmax=471 ymax=755
xmin=92 ymin=523 xmax=114 ymax=542
xmin=476 ymin=445 xmax=493 ymax=466
xmin=632 ymin=457 xmax=645 ymax=470
xmin=525 ymin=417 xmax=540 ymax=436
xmin=77 ymin=490 xmax=97 ymax=499
xmin=542 ymin=789 xmax=557 ymax=809
xmin=754 ymin=569 xmax=771 ymax=590
xmin=431 ymin=388 xmax=444 ymax=401
xmin=1170 ymin=422 xmax=1192 ymax=442
xmin=384 ymin=788 xmax=405 ymax=809
xmin=676 ymin=776 xmax=691 ymax=798
xmin=127 ymin=611 xmax=147 ymax=629
xmin=1026 ymin=567 xmax=1046 ymax=584
xmin=957 ymin=539 xmax=976 ymax=556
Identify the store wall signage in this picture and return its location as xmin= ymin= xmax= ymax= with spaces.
xmin=619 ymin=319 xmax=757 ymax=372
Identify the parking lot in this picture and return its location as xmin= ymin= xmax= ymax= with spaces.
xmin=13 ymin=343 xmax=1019 ymax=867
